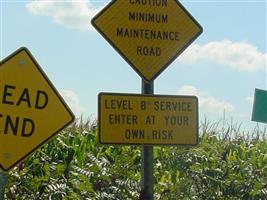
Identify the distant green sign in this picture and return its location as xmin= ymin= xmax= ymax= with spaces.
xmin=252 ymin=88 xmax=267 ymax=124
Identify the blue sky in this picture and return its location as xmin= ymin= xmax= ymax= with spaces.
xmin=1 ymin=0 xmax=266 ymax=131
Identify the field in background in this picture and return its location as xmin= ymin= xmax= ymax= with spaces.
xmin=2 ymin=119 xmax=267 ymax=200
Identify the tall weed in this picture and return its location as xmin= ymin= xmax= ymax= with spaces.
xmin=2 ymin=119 xmax=266 ymax=199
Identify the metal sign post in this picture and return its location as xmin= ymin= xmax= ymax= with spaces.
xmin=92 ymin=1 xmax=203 ymax=199
xmin=141 ymin=79 xmax=154 ymax=199
xmin=0 ymin=172 xmax=8 ymax=200
xmin=141 ymin=145 xmax=153 ymax=200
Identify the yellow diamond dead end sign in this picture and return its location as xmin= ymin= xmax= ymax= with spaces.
xmin=0 ymin=47 xmax=75 ymax=171
xmin=92 ymin=0 xmax=203 ymax=81
xmin=99 ymin=93 xmax=198 ymax=145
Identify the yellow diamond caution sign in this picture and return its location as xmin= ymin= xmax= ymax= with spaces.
xmin=92 ymin=0 xmax=202 ymax=81
xmin=0 ymin=47 xmax=75 ymax=171
xmin=98 ymin=93 xmax=198 ymax=145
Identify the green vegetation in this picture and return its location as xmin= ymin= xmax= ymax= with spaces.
xmin=1 ymin=120 xmax=267 ymax=199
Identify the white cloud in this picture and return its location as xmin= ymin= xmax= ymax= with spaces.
xmin=26 ymin=0 xmax=105 ymax=30
xmin=245 ymin=96 xmax=254 ymax=104
xmin=178 ymin=40 xmax=267 ymax=72
xmin=178 ymin=85 xmax=235 ymax=113
xmin=61 ymin=90 xmax=85 ymax=116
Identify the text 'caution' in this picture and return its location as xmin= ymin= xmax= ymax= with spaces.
xmin=92 ymin=0 xmax=202 ymax=81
